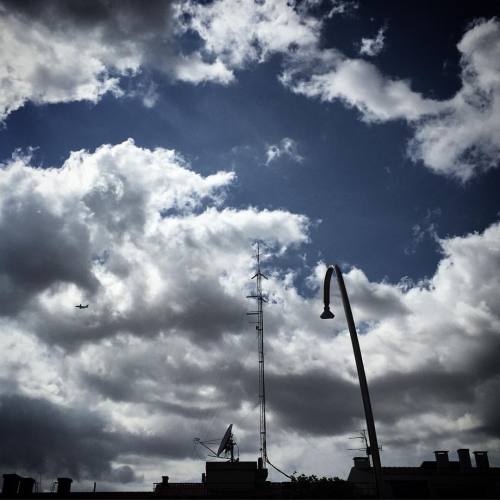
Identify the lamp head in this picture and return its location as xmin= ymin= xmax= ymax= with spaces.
xmin=320 ymin=305 xmax=334 ymax=319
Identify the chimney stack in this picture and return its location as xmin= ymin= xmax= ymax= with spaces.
xmin=2 ymin=474 xmax=21 ymax=496
xmin=56 ymin=478 xmax=73 ymax=495
xmin=434 ymin=451 xmax=449 ymax=469
xmin=473 ymin=451 xmax=489 ymax=469
xmin=19 ymin=477 xmax=36 ymax=496
xmin=457 ymin=449 xmax=472 ymax=469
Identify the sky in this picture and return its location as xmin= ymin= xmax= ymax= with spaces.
xmin=0 ymin=0 xmax=500 ymax=491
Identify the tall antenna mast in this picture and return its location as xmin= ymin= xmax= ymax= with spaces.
xmin=247 ymin=242 xmax=268 ymax=468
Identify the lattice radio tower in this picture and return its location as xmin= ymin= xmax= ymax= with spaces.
xmin=247 ymin=242 xmax=268 ymax=468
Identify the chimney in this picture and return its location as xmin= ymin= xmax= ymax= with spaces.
xmin=353 ymin=457 xmax=371 ymax=470
xmin=2 ymin=474 xmax=21 ymax=496
xmin=434 ymin=451 xmax=449 ymax=468
xmin=457 ymin=449 xmax=472 ymax=469
xmin=56 ymin=477 xmax=73 ymax=495
xmin=19 ymin=477 xmax=36 ymax=496
xmin=473 ymin=451 xmax=490 ymax=469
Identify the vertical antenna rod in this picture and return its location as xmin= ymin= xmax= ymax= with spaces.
xmin=247 ymin=243 xmax=268 ymax=467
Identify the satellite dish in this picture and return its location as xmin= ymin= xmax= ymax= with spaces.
xmin=217 ymin=424 xmax=233 ymax=457
xmin=192 ymin=424 xmax=238 ymax=462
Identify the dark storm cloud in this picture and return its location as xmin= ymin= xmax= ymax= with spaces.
xmin=170 ymin=279 xmax=249 ymax=342
xmin=0 ymin=0 xmax=174 ymax=39
xmin=367 ymin=333 xmax=500 ymax=435
xmin=0 ymin=141 xmax=307 ymax=355
xmin=466 ymin=336 xmax=500 ymax=437
xmin=0 ymin=393 xmax=116 ymax=479
xmin=122 ymin=433 xmax=188 ymax=459
xmin=109 ymin=465 xmax=138 ymax=484
xmin=0 ymin=0 xmax=181 ymax=73
xmin=82 ymin=372 xmax=137 ymax=403
xmin=79 ymin=354 xmax=255 ymax=418
xmin=152 ymin=400 xmax=222 ymax=420
xmin=0 ymin=194 xmax=97 ymax=315
xmin=349 ymin=281 xmax=409 ymax=320
xmin=382 ymin=427 xmax=468 ymax=450
xmin=464 ymin=333 xmax=500 ymax=381
xmin=371 ymin=369 xmax=477 ymax=425
xmin=30 ymin=282 xmax=249 ymax=350
xmin=266 ymin=370 xmax=362 ymax=436
xmin=261 ymin=361 xmax=499 ymax=440
xmin=474 ymin=375 xmax=500 ymax=438
xmin=0 ymin=393 xmax=192 ymax=480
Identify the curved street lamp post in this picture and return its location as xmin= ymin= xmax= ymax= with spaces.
xmin=321 ymin=265 xmax=385 ymax=498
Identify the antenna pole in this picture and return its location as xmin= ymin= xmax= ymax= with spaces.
xmin=247 ymin=243 xmax=268 ymax=467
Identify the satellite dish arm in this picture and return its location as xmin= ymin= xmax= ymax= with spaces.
xmin=193 ymin=438 xmax=218 ymax=456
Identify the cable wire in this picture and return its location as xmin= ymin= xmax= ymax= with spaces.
xmin=266 ymin=457 xmax=293 ymax=480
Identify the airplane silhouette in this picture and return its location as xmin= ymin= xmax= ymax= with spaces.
xmin=75 ymin=304 xmax=89 ymax=309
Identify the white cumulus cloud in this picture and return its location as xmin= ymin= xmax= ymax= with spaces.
xmin=408 ymin=18 xmax=500 ymax=180
xmin=0 ymin=0 xmax=242 ymax=121
xmin=282 ymin=17 xmax=500 ymax=180
xmin=1 ymin=2 xmax=499 ymax=182
xmin=0 ymin=139 xmax=311 ymax=485
xmin=282 ymin=50 xmax=444 ymax=122
xmin=0 ymin=139 xmax=500 ymax=483
xmin=265 ymin=137 xmax=304 ymax=165
xmin=359 ymin=25 xmax=386 ymax=57
xmin=177 ymin=0 xmax=320 ymax=76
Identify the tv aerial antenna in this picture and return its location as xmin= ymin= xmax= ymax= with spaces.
xmin=193 ymin=424 xmax=239 ymax=462
xmin=246 ymin=242 xmax=268 ymax=468
xmin=348 ymin=429 xmax=383 ymax=456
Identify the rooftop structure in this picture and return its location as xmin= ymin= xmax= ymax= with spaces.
xmin=348 ymin=449 xmax=500 ymax=498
